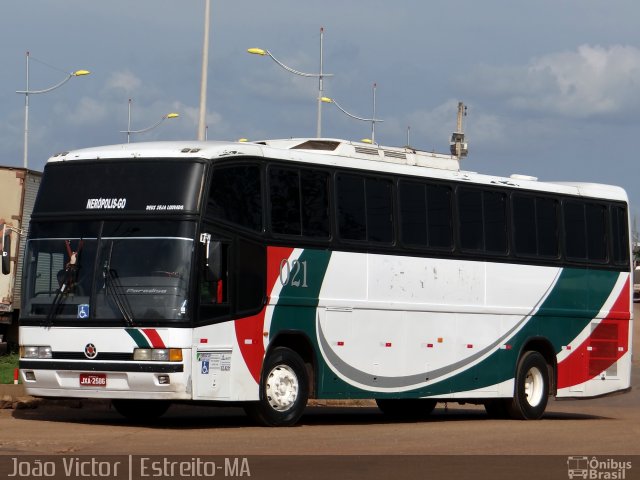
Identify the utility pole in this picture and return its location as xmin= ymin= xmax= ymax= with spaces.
xmin=197 ymin=0 xmax=211 ymax=141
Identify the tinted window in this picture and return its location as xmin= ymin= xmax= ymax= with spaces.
xmin=366 ymin=178 xmax=393 ymax=243
xmin=586 ymin=203 xmax=607 ymax=262
xmin=564 ymin=201 xmax=587 ymax=260
xmin=564 ymin=201 xmax=608 ymax=262
xmin=209 ymin=165 xmax=262 ymax=232
xmin=428 ymin=185 xmax=453 ymax=248
xmin=301 ymin=170 xmax=330 ymax=238
xmin=484 ymin=191 xmax=507 ymax=253
xmin=336 ymin=173 xmax=393 ymax=244
xmin=537 ymin=197 xmax=559 ymax=257
xmin=269 ymin=167 xmax=330 ymax=238
xmin=513 ymin=195 xmax=559 ymax=258
xmin=399 ymin=181 xmax=452 ymax=249
xmin=400 ymin=182 xmax=427 ymax=245
xmin=513 ymin=195 xmax=537 ymax=255
xmin=458 ymin=188 xmax=483 ymax=251
xmin=269 ymin=167 xmax=300 ymax=235
xmin=458 ymin=187 xmax=506 ymax=254
xmin=337 ymin=174 xmax=366 ymax=241
xmin=611 ymin=205 xmax=629 ymax=265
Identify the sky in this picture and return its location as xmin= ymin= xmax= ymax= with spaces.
xmin=1 ymin=1 xmax=639 ymax=222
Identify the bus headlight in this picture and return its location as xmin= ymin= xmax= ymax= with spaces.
xmin=133 ymin=348 xmax=182 ymax=362
xmin=20 ymin=345 xmax=53 ymax=359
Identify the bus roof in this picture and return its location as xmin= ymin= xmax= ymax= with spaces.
xmin=47 ymin=138 xmax=628 ymax=203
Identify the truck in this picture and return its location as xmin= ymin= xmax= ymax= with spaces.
xmin=0 ymin=167 xmax=41 ymax=353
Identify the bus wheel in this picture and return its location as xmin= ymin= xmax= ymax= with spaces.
xmin=507 ymin=351 xmax=549 ymax=420
xmin=244 ymin=347 xmax=309 ymax=427
xmin=375 ymin=399 xmax=437 ymax=419
xmin=112 ymin=400 xmax=171 ymax=420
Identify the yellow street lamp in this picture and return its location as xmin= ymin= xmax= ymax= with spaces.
xmin=121 ymin=98 xmax=179 ymax=143
xmin=322 ymin=83 xmax=383 ymax=144
xmin=247 ymin=27 xmax=333 ymax=138
xmin=16 ymin=51 xmax=91 ymax=168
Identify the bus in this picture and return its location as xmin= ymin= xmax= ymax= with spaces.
xmin=18 ymin=138 xmax=633 ymax=426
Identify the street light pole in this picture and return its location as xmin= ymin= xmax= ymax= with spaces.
xmin=197 ymin=0 xmax=211 ymax=141
xmin=16 ymin=51 xmax=90 ymax=169
xmin=22 ymin=52 xmax=30 ymax=170
xmin=247 ymin=27 xmax=333 ymax=138
xmin=127 ymin=98 xmax=132 ymax=144
xmin=322 ymin=83 xmax=383 ymax=144
xmin=316 ymin=27 xmax=325 ymax=138
xmin=120 ymin=98 xmax=179 ymax=143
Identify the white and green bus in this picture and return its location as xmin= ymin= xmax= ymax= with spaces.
xmin=18 ymin=138 xmax=632 ymax=426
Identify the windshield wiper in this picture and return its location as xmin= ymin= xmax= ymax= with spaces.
xmin=102 ymin=241 xmax=136 ymax=327
xmin=46 ymin=272 xmax=69 ymax=325
xmin=103 ymin=266 xmax=136 ymax=327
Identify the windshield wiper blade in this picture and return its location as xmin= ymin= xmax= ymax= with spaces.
xmin=103 ymin=266 xmax=136 ymax=327
xmin=45 ymin=279 xmax=68 ymax=325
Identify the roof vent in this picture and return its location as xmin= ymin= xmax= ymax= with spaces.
xmin=383 ymin=150 xmax=407 ymax=160
xmin=354 ymin=146 xmax=380 ymax=156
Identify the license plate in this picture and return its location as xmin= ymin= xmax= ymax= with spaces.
xmin=79 ymin=373 xmax=107 ymax=387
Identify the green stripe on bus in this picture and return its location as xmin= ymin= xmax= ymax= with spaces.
xmin=125 ymin=328 xmax=151 ymax=348
xmin=307 ymin=265 xmax=621 ymax=398
xmin=268 ymin=248 xmax=332 ymax=344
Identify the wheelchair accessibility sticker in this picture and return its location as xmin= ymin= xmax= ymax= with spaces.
xmin=201 ymin=359 xmax=210 ymax=374
xmin=77 ymin=304 xmax=90 ymax=319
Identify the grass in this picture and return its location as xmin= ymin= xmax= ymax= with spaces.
xmin=0 ymin=353 xmax=19 ymax=384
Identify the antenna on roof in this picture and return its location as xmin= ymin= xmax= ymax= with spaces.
xmin=449 ymin=101 xmax=468 ymax=159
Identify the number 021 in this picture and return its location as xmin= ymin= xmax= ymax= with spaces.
xmin=279 ymin=259 xmax=308 ymax=288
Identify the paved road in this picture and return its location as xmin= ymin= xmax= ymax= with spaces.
xmin=1 ymin=306 xmax=638 ymax=479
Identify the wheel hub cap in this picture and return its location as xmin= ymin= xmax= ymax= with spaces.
xmin=524 ymin=367 xmax=544 ymax=407
xmin=265 ymin=364 xmax=299 ymax=412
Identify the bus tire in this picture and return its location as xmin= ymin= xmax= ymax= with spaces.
xmin=112 ymin=400 xmax=171 ymax=420
xmin=507 ymin=351 xmax=549 ymax=420
xmin=244 ymin=347 xmax=309 ymax=427
xmin=375 ymin=398 xmax=437 ymax=419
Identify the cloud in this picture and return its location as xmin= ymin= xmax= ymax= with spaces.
xmin=464 ymin=44 xmax=640 ymax=120
xmin=57 ymin=97 xmax=109 ymax=126
xmin=105 ymin=70 xmax=143 ymax=93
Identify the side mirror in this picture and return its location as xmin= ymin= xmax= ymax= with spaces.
xmin=2 ymin=228 xmax=11 ymax=275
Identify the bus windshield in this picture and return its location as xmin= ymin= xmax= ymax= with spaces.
xmin=22 ymin=221 xmax=195 ymax=323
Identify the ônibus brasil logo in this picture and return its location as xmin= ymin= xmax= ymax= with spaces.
xmin=567 ymin=456 xmax=632 ymax=479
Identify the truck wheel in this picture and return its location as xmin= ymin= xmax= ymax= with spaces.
xmin=244 ymin=347 xmax=309 ymax=427
xmin=508 ymin=351 xmax=549 ymax=420
xmin=112 ymin=400 xmax=171 ymax=420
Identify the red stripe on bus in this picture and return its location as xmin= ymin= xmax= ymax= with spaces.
xmin=557 ymin=278 xmax=630 ymax=389
xmin=142 ymin=329 xmax=166 ymax=348
xmin=234 ymin=246 xmax=295 ymax=384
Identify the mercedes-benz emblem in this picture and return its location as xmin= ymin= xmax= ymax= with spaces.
xmin=84 ymin=343 xmax=98 ymax=359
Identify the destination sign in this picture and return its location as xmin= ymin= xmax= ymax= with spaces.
xmin=34 ymin=159 xmax=205 ymax=216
